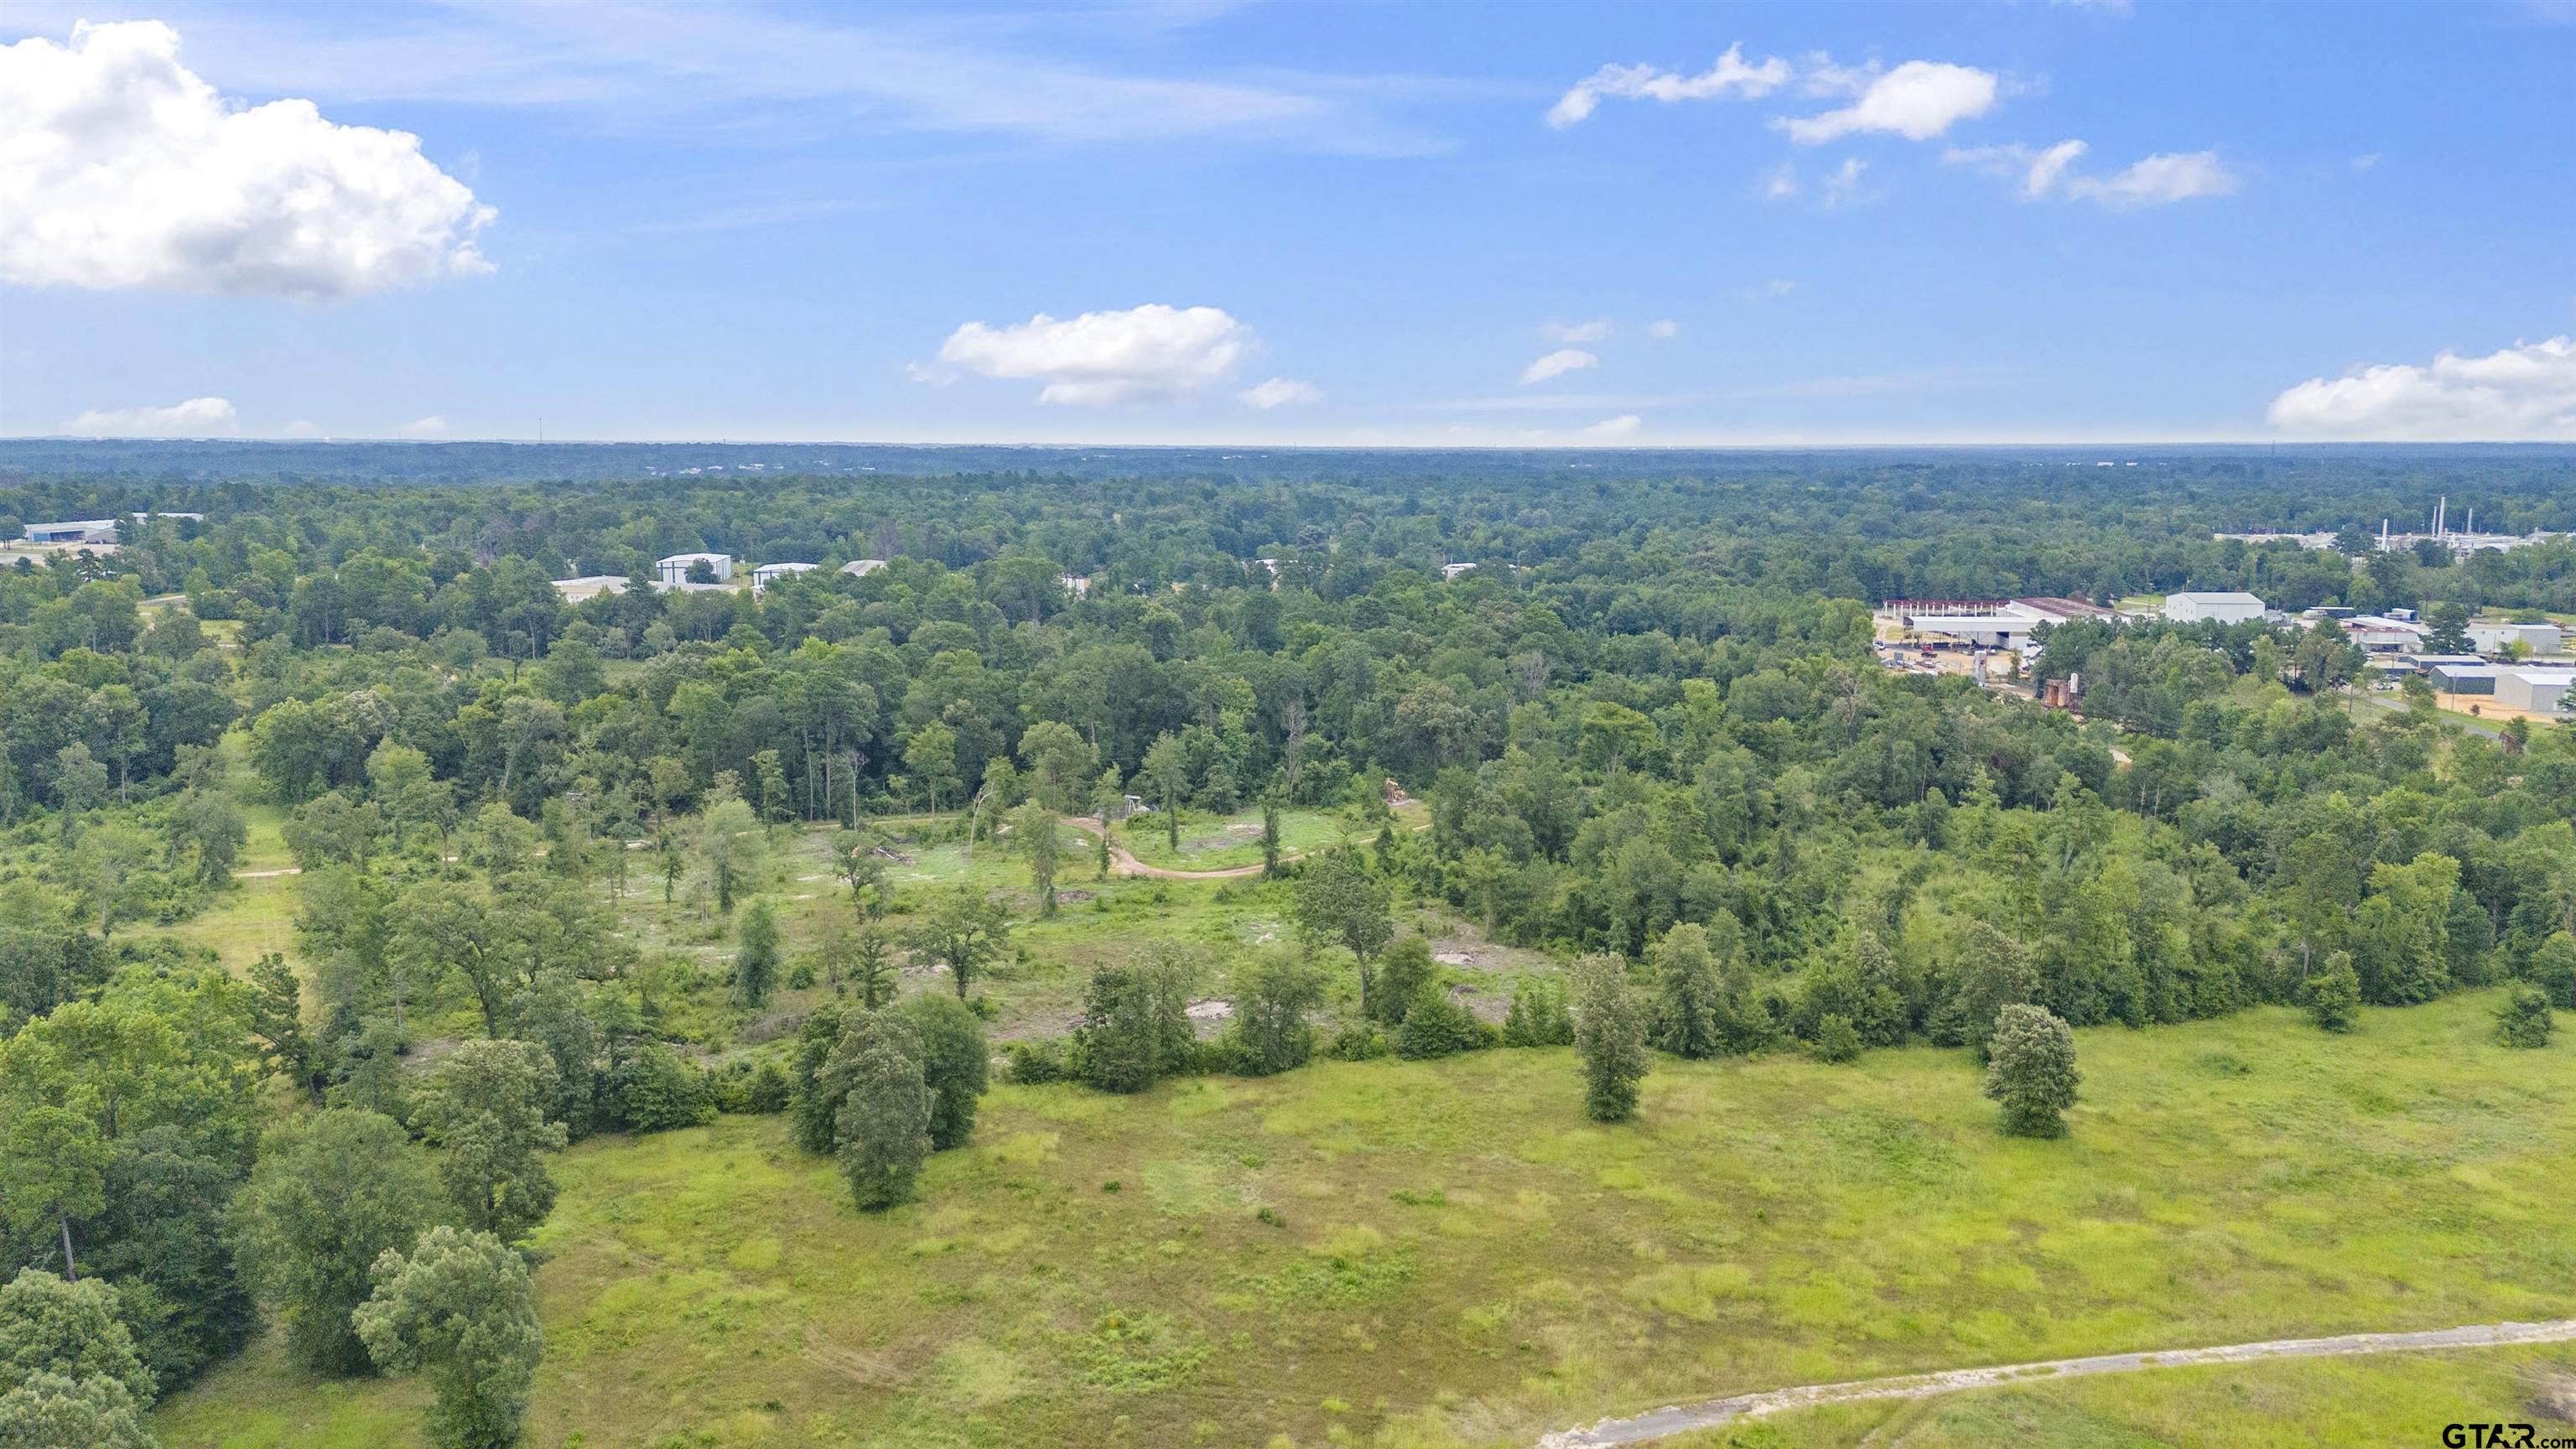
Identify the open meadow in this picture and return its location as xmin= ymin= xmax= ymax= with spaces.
xmin=156 ymin=990 xmax=2574 ymax=1448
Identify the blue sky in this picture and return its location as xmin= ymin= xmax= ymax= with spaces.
xmin=3 ymin=0 xmax=2572 ymax=444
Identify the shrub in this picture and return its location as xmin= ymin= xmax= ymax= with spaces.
xmin=1394 ymin=984 xmax=1478 ymax=1060
xmin=1327 ymin=1025 xmax=1388 ymax=1061
xmin=2495 ymin=984 xmax=2555 ymax=1050
xmin=1809 ymin=1013 xmax=1862 ymax=1064
xmin=607 ymin=1043 xmax=715 ymax=1133
xmin=1502 ymin=977 xmax=1575 ymax=1046
xmin=2303 ymin=951 xmax=2361 ymax=1033
xmin=1005 ymin=1038 xmax=1071 ymax=1084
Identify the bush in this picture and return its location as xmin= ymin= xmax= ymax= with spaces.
xmin=1809 ymin=1012 xmax=1862 ymax=1063
xmin=741 ymin=1059 xmax=791 ymax=1114
xmin=2495 ymin=983 xmax=2555 ymax=1049
xmin=1394 ymin=983 xmax=1478 ymax=1060
xmin=2302 ymin=951 xmax=2361 ymax=1033
xmin=606 ymin=1043 xmax=715 ymax=1133
xmin=1327 ymin=1024 xmax=1389 ymax=1061
xmin=1005 ymin=1038 xmax=1071 ymax=1084
xmin=1502 ymin=977 xmax=1575 ymax=1046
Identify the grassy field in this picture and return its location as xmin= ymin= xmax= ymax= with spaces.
xmin=1114 ymin=806 xmax=1362 ymax=872
xmin=156 ymin=990 xmax=2574 ymax=1449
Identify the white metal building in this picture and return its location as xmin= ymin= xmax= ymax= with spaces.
xmin=2496 ymin=669 xmax=2573 ymax=716
xmin=750 ymin=562 xmax=818 ymax=592
xmin=2162 ymin=591 xmax=2267 ymax=624
xmin=2467 ymin=621 xmax=2564 ymax=657
xmin=655 ymin=552 xmax=733 ymax=587
xmin=839 ymin=558 xmax=887 ymax=578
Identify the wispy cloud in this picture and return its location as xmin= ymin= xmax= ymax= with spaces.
xmin=1546 ymin=44 xmax=1790 ymax=127
xmin=64 ymin=395 xmax=238 ymax=437
xmin=92 ymin=0 xmax=1451 ymax=156
xmin=1541 ymin=319 xmax=1613 ymax=344
xmin=1520 ymin=348 xmax=1600 ymax=385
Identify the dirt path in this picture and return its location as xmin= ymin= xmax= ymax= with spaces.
xmin=1062 ymin=817 xmax=1270 ymax=880
xmin=1538 ymin=1319 xmax=2576 ymax=1446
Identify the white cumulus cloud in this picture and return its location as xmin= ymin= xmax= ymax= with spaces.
xmin=1584 ymin=414 xmax=1643 ymax=439
xmin=1647 ymin=319 xmax=1680 ymax=340
xmin=0 ymin=21 xmax=495 ymax=298
xmin=1239 ymin=377 xmax=1322 ymax=409
xmin=2267 ymin=336 xmax=2576 ymax=441
xmin=1542 ymin=319 xmax=1613 ymax=344
xmin=932 ymin=303 xmax=1253 ymax=406
xmin=1521 ymin=349 xmax=1600 ymax=385
xmin=2068 ymin=150 xmax=2237 ymax=207
xmin=1777 ymin=60 xmax=1998 ymax=144
xmin=64 ymin=396 xmax=237 ymax=437
xmin=397 ymin=415 xmax=451 ymax=438
xmin=1547 ymin=44 xmax=1790 ymax=127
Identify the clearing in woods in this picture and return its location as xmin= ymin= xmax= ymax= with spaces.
xmin=156 ymin=990 xmax=2575 ymax=1448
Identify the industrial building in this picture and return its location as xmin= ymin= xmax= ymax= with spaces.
xmin=655 ymin=552 xmax=733 ymax=588
xmin=550 ymin=575 xmax=631 ymax=602
xmin=2162 ymin=591 xmax=2267 ymax=624
xmin=750 ymin=561 xmax=818 ymax=592
xmin=2497 ymin=669 xmax=2572 ymax=717
xmin=2340 ymin=615 xmax=2428 ymax=652
xmin=1890 ymin=597 xmax=2110 ymax=647
xmin=2467 ymin=621 xmax=2563 ymax=657
xmin=19 ymin=519 xmax=121 ymax=544
xmin=839 ymin=558 xmax=887 ymax=579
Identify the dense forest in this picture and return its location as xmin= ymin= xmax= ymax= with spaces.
xmin=2 ymin=445 xmax=2572 ymax=1448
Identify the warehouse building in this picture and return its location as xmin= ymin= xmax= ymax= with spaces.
xmin=2162 ymin=591 xmax=2267 ymax=624
xmin=655 ymin=552 xmax=733 ymax=588
xmin=2467 ymin=621 xmax=2564 ymax=657
xmin=2496 ymin=668 xmax=2573 ymax=717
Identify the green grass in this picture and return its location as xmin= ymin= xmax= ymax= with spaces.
xmin=157 ymin=992 xmax=2576 ymax=1448
xmin=1693 ymin=1343 xmax=2576 ymax=1447
xmin=1114 ymin=807 xmax=1358 ymax=872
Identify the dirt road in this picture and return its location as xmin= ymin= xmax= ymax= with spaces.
xmin=1062 ymin=817 xmax=1271 ymax=880
xmin=1538 ymin=1318 xmax=2576 ymax=1446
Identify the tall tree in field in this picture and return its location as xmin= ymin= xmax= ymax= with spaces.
xmin=1259 ymin=790 xmax=1283 ymax=877
xmin=2303 ymin=950 xmax=2361 ymax=1032
xmin=1224 ymin=953 xmax=1323 ymax=1076
xmin=696 ymin=798 xmax=766 ymax=916
xmin=231 ymin=1109 xmax=445 ymax=1374
xmin=386 ymin=882 xmax=506 ymax=1038
xmin=903 ymin=887 xmax=1010 ymax=1000
xmin=1011 ymin=801 xmax=1061 ymax=917
xmin=410 ymin=1041 xmax=567 ymax=1245
xmin=1982 ymin=1005 xmax=2080 ymax=1138
xmin=1571 ymin=953 xmax=1651 ymax=1124
xmin=1015 ymin=719 xmax=1096 ymax=813
xmin=897 ymin=993 xmax=989 ymax=1150
xmin=354 ymin=1227 xmax=543 ymax=1449
xmin=1649 ymin=922 xmax=1728 ymax=1059
xmin=1089 ymin=766 xmax=1124 ymax=880
xmin=1140 ymin=731 xmax=1188 ymax=852
xmin=733 ymin=900 xmax=782 ymax=1008
xmin=821 ymin=1010 xmax=932 ymax=1211
xmin=831 ymin=830 xmax=886 ymax=922
xmin=1292 ymin=848 xmax=1394 ymax=1019
xmin=905 ymin=723 xmax=958 ymax=816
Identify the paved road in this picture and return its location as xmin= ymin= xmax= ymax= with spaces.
xmin=1537 ymin=1319 xmax=2576 ymax=1446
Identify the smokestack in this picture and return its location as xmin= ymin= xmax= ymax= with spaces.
xmin=2437 ymin=496 xmax=2446 ymax=536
